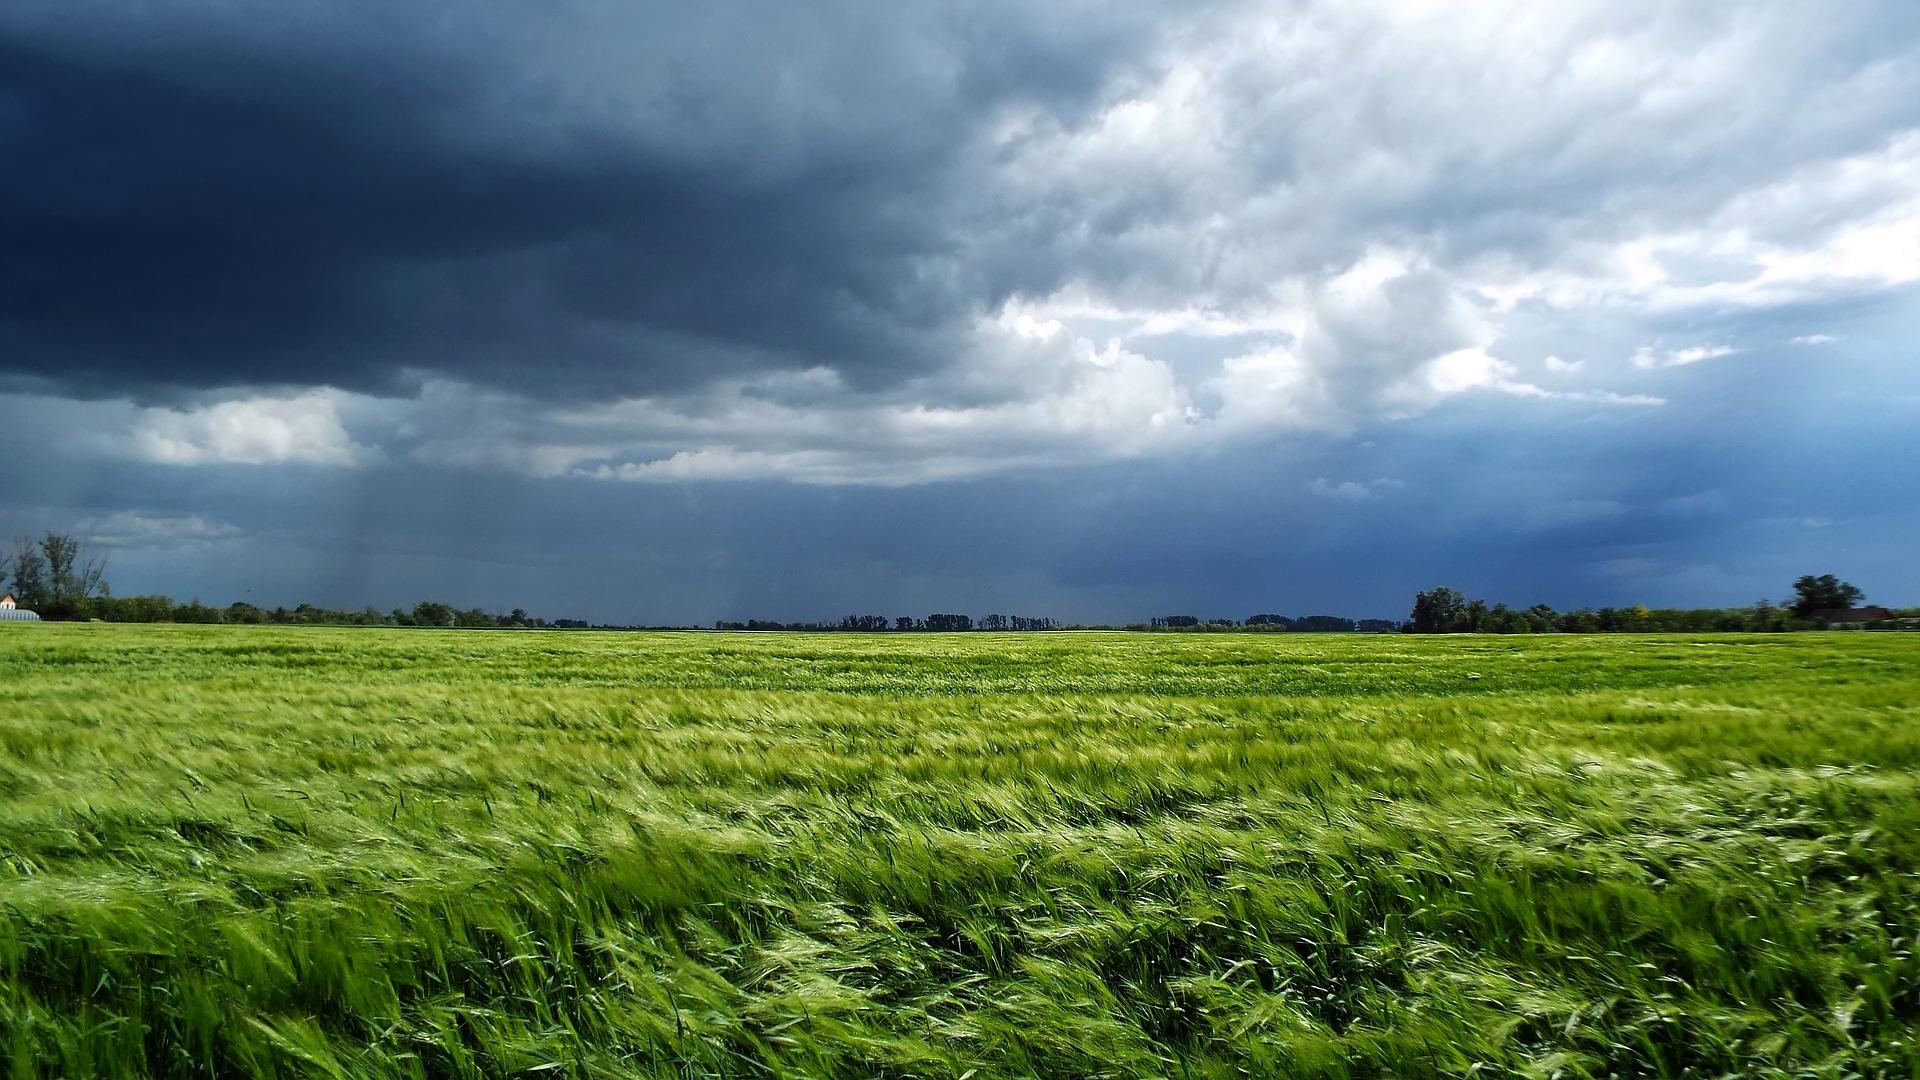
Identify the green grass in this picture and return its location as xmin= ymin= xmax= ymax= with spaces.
xmin=2 ymin=625 xmax=1917 ymax=1078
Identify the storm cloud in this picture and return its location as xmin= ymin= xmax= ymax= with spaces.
xmin=2 ymin=3 xmax=1137 ymax=400
xmin=2 ymin=0 xmax=1917 ymax=618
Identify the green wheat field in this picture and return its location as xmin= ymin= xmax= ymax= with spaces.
xmin=2 ymin=625 xmax=1917 ymax=1078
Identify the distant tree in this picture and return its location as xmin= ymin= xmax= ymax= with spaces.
xmin=1524 ymin=604 xmax=1558 ymax=633
xmin=225 ymin=601 xmax=266 ymax=624
xmin=1709 ymin=608 xmax=1748 ymax=632
xmin=411 ymin=601 xmax=456 ymax=627
xmin=1294 ymin=615 xmax=1356 ymax=632
xmin=1462 ymin=599 xmax=1489 ymax=632
xmin=34 ymin=533 xmax=107 ymax=618
xmin=1409 ymin=587 xmax=1467 ymax=633
xmin=1748 ymin=598 xmax=1795 ymax=632
xmin=895 ymin=616 xmax=915 ymax=631
xmin=6 ymin=536 xmax=49 ymax=610
xmin=1790 ymin=574 xmax=1864 ymax=617
xmin=1558 ymin=608 xmax=1600 ymax=633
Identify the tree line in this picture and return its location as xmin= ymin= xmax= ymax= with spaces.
xmin=1404 ymin=575 xmax=1911 ymax=633
xmin=718 ymin=614 xmax=1407 ymax=632
xmin=3 ymin=533 xmax=107 ymax=620
xmin=1149 ymin=614 xmax=1400 ymax=632
xmin=5 ymin=533 xmax=582 ymax=628
xmin=10 ymin=529 xmax=1908 ymax=634
xmin=103 ymin=598 xmax=592 ymax=629
xmin=714 ymin=614 xmax=1062 ymax=632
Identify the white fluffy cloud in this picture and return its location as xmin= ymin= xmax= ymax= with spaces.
xmin=386 ymin=264 xmax=1663 ymax=487
xmin=1631 ymin=345 xmax=1739 ymax=370
xmin=127 ymin=391 xmax=369 ymax=467
xmin=434 ymin=311 xmax=1209 ymax=485
xmin=76 ymin=511 xmax=243 ymax=549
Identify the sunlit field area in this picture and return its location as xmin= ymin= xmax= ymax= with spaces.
xmin=2 ymin=625 xmax=1917 ymax=1077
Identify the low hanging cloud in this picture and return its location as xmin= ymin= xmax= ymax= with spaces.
xmin=125 ymin=392 xmax=370 ymax=467
xmin=1307 ymin=477 xmax=1407 ymax=502
xmin=75 ymin=511 xmax=244 ymax=550
xmin=1631 ymin=345 xmax=1740 ymax=370
xmin=376 ymin=286 xmax=1663 ymax=486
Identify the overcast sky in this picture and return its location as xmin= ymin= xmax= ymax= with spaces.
xmin=3 ymin=1 xmax=1917 ymax=623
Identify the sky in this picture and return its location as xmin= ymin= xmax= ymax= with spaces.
xmin=3 ymin=0 xmax=1918 ymax=624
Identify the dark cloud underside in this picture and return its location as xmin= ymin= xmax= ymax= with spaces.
xmin=0 ymin=2 xmax=1158 ymax=400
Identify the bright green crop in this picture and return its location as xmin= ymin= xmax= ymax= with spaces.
xmin=2 ymin=625 xmax=1916 ymax=1077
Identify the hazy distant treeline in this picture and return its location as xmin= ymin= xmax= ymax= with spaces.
xmin=12 ymin=530 xmax=1910 ymax=634
xmin=72 ymin=596 xmax=592 ymax=629
xmin=59 ymin=597 xmax=1911 ymax=634
xmin=715 ymin=614 xmax=1411 ymax=632
xmin=1405 ymin=579 xmax=1916 ymax=633
xmin=1148 ymin=614 xmax=1399 ymax=632
xmin=716 ymin=614 xmax=1063 ymax=632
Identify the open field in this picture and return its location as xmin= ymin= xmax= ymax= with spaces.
xmin=1 ymin=626 xmax=1917 ymax=1077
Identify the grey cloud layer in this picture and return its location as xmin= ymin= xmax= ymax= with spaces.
xmin=1 ymin=1 xmax=1159 ymax=400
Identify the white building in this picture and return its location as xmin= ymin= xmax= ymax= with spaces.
xmin=0 ymin=593 xmax=41 ymax=621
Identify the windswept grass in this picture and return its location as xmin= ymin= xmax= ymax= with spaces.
xmin=1 ymin=625 xmax=1917 ymax=1077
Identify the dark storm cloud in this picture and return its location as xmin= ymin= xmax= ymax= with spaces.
xmin=0 ymin=2 xmax=1157 ymax=400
